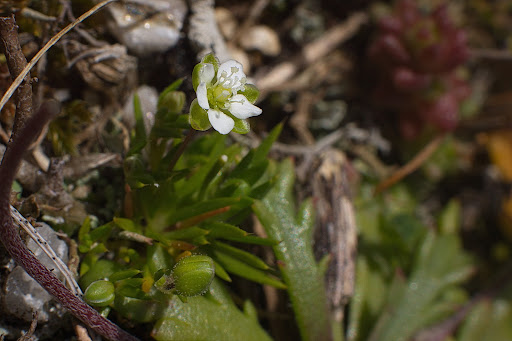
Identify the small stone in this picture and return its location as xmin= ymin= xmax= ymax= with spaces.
xmin=228 ymin=46 xmax=251 ymax=74
xmin=105 ymin=0 xmax=187 ymax=57
xmin=215 ymin=7 xmax=237 ymax=40
xmin=3 ymin=223 xmax=68 ymax=323
xmin=240 ymin=25 xmax=281 ymax=57
xmin=122 ymin=85 xmax=159 ymax=134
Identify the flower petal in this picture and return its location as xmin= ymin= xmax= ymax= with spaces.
xmin=199 ymin=63 xmax=215 ymax=84
xmin=217 ymin=60 xmax=246 ymax=91
xmin=228 ymin=94 xmax=262 ymax=119
xmin=196 ymin=82 xmax=210 ymax=110
xmin=208 ymin=109 xmax=234 ymax=134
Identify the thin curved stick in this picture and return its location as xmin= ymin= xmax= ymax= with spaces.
xmin=10 ymin=204 xmax=82 ymax=295
xmin=374 ymin=134 xmax=445 ymax=195
xmin=0 ymin=0 xmax=119 ymax=115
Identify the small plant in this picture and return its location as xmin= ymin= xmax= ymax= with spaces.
xmin=76 ymin=55 xmax=285 ymax=339
xmin=368 ymin=0 xmax=471 ymax=139
xmin=190 ymin=53 xmax=262 ymax=134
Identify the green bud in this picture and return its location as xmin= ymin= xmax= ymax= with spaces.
xmin=189 ymin=99 xmax=211 ymax=131
xmin=158 ymin=90 xmax=186 ymax=113
xmin=124 ymin=155 xmax=145 ymax=176
xmin=83 ymin=280 xmax=115 ymax=307
xmin=172 ymin=255 xmax=215 ymax=297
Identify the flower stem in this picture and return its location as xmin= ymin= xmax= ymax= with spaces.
xmin=168 ymin=129 xmax=198 ymax=172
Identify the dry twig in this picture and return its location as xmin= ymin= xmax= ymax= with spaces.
xmin=256 ymin=12 xmax=367 ymax=93
xmin=0 ymin=0 xmax=119 ymax=116
xmin=0 ymin=16 xmax=32 ymax=136
xmin=374 ymin=134 xmax=446 ymax=194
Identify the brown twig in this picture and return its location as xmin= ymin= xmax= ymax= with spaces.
xmin=0 ymin=16 xmax=32 ymax=137
xmin=17 ymin=311 xmax=38 ymax=341
xmin=256 ymin=12 xmax=367 ymax=93
xmin=0 ymin=0 xmax=119 ymax=115
xmin=374 ymin=134 xmax=445 ymax=194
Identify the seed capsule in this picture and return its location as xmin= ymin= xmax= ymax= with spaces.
xmin=171 ymin=255 xmax=215 ymax=297
xmin=83 ymin=280 xmax=115 ymax=307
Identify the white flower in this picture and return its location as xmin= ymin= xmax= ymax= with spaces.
xmin=195 ymin=60 xmax=262 ymax=134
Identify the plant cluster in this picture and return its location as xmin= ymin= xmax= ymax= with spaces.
xmin=368 ymin=0 xmax=471 ymax=139
xmin=76 ymin=77 xmax=286 ymax=339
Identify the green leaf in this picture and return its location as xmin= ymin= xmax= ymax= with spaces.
xmin=205 ymin=222 xmax=277 ymax=245
xmin=212 ymin=247 xmax=285 ymax=288
xmin=201 ymin=53 xmax=219 ymax=69
xmin=79 ymin=259 xmax=120 ymax=290
xmin=128 ymin=94 xmax=148 ymax=156
xmin=157 ymin=79 xmax=184 ymax=109
xmin=114 ymin=294 xmax=165 ymax=323
xmin=154 ymin=226 xmax=209 ymax=244
xmin=152 ymin=279 xmax=271 ymax=341
xmin=253 ymin=123 xmax=282 ymax=164
xmin=109 ymin=269 xmax=141 ymax=283
xmin=211 ymin=241 xmax=269 ymax=270
xmin=89 ymin=222 xmax=114 ymax=242
xmin=213 ymin=260 xmax=231 ymax=282
xmin=253 ymin=158 xmax=332 ymax=341
xmin=438 ymin=198 xmax=461 ymax=235
xmin=232 ymin=118 xmax=250 ymax=134
xmin=239 ymin=83 xmax=259 ymax=103
xmin=189 ymin=99 xmax=211 ymax=131
xmin=192 ymin=54 xmax=218 ymax=91
xmin=168 ymin=197 xmax=252 ymax=227
xmin=116 ymin=278 xmax=146 ymax=298
xmin=458 ymin=299 xmax=512 ymax=341
xmin=367 ymin=232 xmax=474 ymax=341
xmin=346 ymin=257 xmax=389 ymax=341
xmin=78 ymin=216 xmax=93 ymax=253
xmin=113 ymin=217 xmax=140 ymax=233
xmin=151 ymin=114 xmax=187 ymax=138
xmin=174 ymin=133 xmax=227 ymax=198
xmin=147 ymin=244 xmax=174 ymax=275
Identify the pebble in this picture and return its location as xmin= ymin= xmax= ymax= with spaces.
xmin=3 ymin=223 xmax=68 ymax=323
xmin=240 ymin=25 xmax=281 ymax=57
xmin=105 ymin=0 xmax=187 ymax=57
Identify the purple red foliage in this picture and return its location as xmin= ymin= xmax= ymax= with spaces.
xmin=368 ymin=0 xmax=471 ymax=139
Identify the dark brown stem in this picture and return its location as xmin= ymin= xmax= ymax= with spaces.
xmin=0 ymin=16 xmax=32 ymax=136
xmin=0 ymin=112 xmax=139 ymax=340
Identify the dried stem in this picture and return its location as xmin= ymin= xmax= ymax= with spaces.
xmin=0 ymin=0 xmax=119 ymax=115
xmin=374 ymin=134 xmax=445 ymax=194
xmin=0 ymin=16 xmax=32 ymax=136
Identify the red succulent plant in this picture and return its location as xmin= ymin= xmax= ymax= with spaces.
xmin=368 ymin=0 xmax=471 ymax=139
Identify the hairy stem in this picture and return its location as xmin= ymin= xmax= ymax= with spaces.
xmin=0 ymin=101 xmax=139 ymax=341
